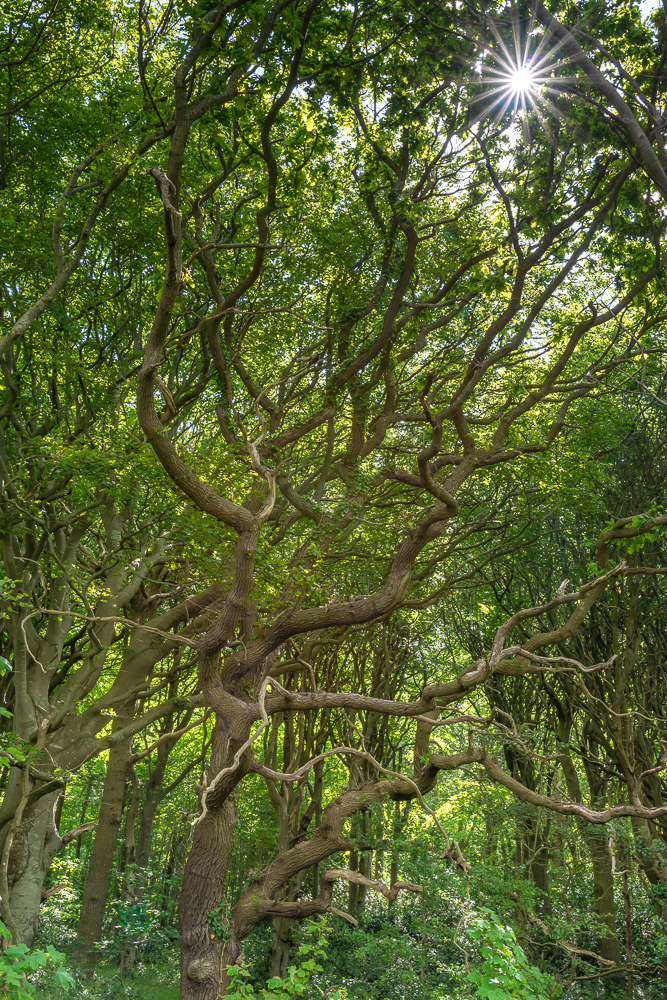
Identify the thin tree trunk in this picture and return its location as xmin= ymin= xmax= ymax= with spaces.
xmin=267 ymin=869 xmax=306 ymax=980
xmin=530 ymin=843 xmax=551 ymax=916
xmin=557 ymin=732 xmax=622 ymax=968
xmin=526 ymin=815 xmax=551 ymax=916
xmin=585 ymin=828 xmax=622 ymax=967
xmin=347 ymin=848 xmax=359 ymax=916
xmin=74 ymin=714 xmax=133 ymax=957
xmin=161 ymin=829 xmax=184 ymax=927
xmin=357 ymin=849 xmax=371 ymax=926
xmin=136 ymin=764 xmax=166 ymax=869
xmin=630 ymin=817 xmax=667 ymax=986
xmin=119 ymin=765 xmax=142 ymax=978
xmin=622 ymin=858 xmax=633 ymax=997
xmin=75 ymin=778 xmax=93 ymax=861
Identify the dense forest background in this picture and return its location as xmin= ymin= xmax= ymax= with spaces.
xmin=2 ymin=1 xmax=667 ymax=998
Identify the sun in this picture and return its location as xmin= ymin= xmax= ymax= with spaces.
xmin=488 ymin=58 xmax=544 ymax=112
xmin=476 ymin=51 xmax=553 ymax=123
xmin=465 ymin=7 xmax=582 ymax=131
xmin=508 ymin=63 xmax=536 ymax=98
xmin=470 ymin=11 xmax=569 ymax=126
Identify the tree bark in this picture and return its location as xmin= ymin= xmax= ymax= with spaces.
xmin=161 ymin=828 xmax=186 ymax=929
xmin=357 ymin=849 xmax=372 ymax=926
xmin=75 ymin=778 xmax=94 ymax=861
xmin=179 ymin=710 xmax=250 ymax=1000
xmin=556 ymin=725 xmax=622 ymax=968
xmin=136 ymin=759 xmax=166 ymax=870
xmin=267 ymin=871 xmax=305 ymax=981
xmin=347 ymin=848 xmax=359 ymax=917
xmin=585 ymin=827 xmax=622 ymax=968
xmin=529 ymin=833 xmax=551 ymax=917
xmin=119 ymin=765 xmax=142 ymax=978
xmin=622 ymin=850 xmax=633 ymax=997
xmin=74 ymin=714 xmax=133 ymax=957
xmin=6 ymin=789 xmax=63 ymax=946
xmin=179 ymin=797 xmax=238 ymax=1000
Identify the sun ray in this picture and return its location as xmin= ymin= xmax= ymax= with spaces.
xmin=458 ymin=0 xmax=590 ymax=134
xmin=457 ymin=5 xmax=586 ymax=142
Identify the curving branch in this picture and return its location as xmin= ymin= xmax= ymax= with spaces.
xmin=526 ymin=0 xmax=667 ymax=197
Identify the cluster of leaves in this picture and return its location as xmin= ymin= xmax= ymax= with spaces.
xmin=227 ymin=939 xmax=346 ymax=1000
xmin=0 ymin=921 xmax=73 ymax=999
xmin=467 ymin=911 xmax=560 ymax=1000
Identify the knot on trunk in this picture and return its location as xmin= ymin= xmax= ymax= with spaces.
xmin=187 ymin=956 xmax=219 ymax=983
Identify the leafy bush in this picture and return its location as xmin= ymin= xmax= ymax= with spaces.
xmin=467 ymin=910 xmax=560 ymax=1000
xmin=226 ymin=939 xmax=346 ymax=999
xmin=0 ymin=919 xmax=74 ymax=999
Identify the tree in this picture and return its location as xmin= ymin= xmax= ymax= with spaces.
xmin=3 ymin=3 xmax=667 ymax=999
xmin=127 ymin=2 xmax=667 ymax=996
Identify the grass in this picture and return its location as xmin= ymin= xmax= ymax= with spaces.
xmin=32 ymin=957 xmax=180 ymax=1000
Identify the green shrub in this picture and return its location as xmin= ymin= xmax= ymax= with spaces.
xmin=226 ymin=939 xmax=346 ymax=999
xmin=0 ymin=919 xmax=74 ymax=999
xmin=467 ymin=910 xmax=560 ymax=1000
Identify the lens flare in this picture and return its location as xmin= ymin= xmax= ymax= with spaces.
xmin=468 ymin=9 xmax=575 ymax=129
xmin=508 ymin=64 xmax=536 ymax=97
xmin=482 ymin=57 xmax=546 ymax=119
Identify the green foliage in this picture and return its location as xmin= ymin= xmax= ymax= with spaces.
xmin=622 ymin=505 xmax=667 ymax=555
xmin=3 ymin=3 xmax=667 ymax=1000
xmin=207 ymin=900 xmax=232 ymax=943
xmin=226 ymin=940 xmax=346 ymax=1000
xmin=467 ymin=911 xmax=560 ymax=1000
xmin=0 ymin=921 xmax=74 ymax=998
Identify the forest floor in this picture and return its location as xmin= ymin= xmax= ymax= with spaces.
xmin=33 ymin=958 xmax=180 ymax=999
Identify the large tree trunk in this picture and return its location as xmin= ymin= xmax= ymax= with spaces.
xmin=179 ymin=797 xmax=238 ymax=1000
xmin=74 ymin=718 xmax=133 ymax=957
xmin=179 ymin=709 xmax=250 ymax=1000
xmin=6 ymin=789 xmax=62 ymax=946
